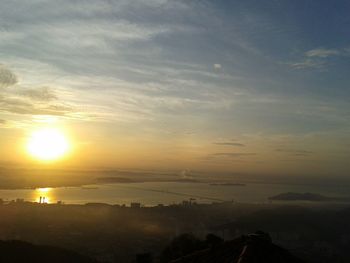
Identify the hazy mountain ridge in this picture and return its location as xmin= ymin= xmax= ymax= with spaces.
xmin=269 ymin=192 xmax=350 ymax=202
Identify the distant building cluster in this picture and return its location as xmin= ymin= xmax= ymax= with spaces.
xmin=130 ymin=202 xmax=142 ymax=208
xmin=0 ymin=197 xmax=64 ymax=205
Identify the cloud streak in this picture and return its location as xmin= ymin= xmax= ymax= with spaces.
xmin=276 ymin=148 xmax=313 ymax=156
xmin=290 ymin=59 xmax=325 ymax=70
xmin=290 ymin=47 xmax=348 ymax=69
xmin=305 ymin=48 xmax=339 ymax=58
xmin=213 ymin=142 xmax=245 ymax=147
xmin=0 ymin=71 xmax=76 ymax=118
xmin=19 ymin=87 xmax=57 ymax=101
xmin=0 ymin=66 xmax=17 ymax=88
xmin=0 ymin=95 xmax=73 ymax=116
xmin=212 ymin=152 xmax=256 ymax=157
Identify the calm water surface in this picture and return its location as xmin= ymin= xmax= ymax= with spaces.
xmin=0 ymin=182 xmax=349 ymax=206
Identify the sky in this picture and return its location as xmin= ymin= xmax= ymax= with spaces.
xmin=0 ymin=0 xmax=349 ymax=180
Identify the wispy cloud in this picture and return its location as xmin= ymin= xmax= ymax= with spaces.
xmin=19 ymin=87 xmax=57 ymax=101
xmin=212 ymin=152 xmax=256 ymax=157
xmin=0 ymin=67 xmax=76 ymax=118
xmin=0 ymin=66 xmax=17 ymax=88
xmin=305 ymin=48 xmax=339 ymax=58
xmin=213 ymin=142 xmax=245 ymax=147
xmin=290 ymin=59 xmax=325 ymax=69
xmin=290 ymin=47 xmax=346 ymax=69
xmin=0 ymin=95 xmax=73 ymax=116
xmin=201 ymin=152 xmax=257 ymax=163
xmin=276 ymin=148 xmax=313 ymax=156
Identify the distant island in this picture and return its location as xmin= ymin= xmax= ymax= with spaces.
xmin=209 ymin=183 xmax=246 ymax=186
xmin=269 ymin=192 xmax=350 ymax=202
xmin=96 ymin=177 xmax=200 ymax=184
xmin=81 ymin=186 xmax=99 ymax=190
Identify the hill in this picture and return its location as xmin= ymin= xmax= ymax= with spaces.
xmin=0 ymin=240 xmax=98 ymax=263
xmin=170 ymin=232 xmax=303 ymax=263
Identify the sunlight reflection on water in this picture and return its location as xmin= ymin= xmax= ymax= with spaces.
xmin=34 ymin=187 xmax=53 ymax=203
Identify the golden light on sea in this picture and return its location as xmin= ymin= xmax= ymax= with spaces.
xmin=35 ymin=187 xmax=53 ymax=204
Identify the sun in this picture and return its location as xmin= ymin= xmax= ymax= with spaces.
xmin=27 ymin=128 xmax=70 ymax=161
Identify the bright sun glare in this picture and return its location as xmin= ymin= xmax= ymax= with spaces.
xmin=27 ymin=128 xmax=69 ymax=161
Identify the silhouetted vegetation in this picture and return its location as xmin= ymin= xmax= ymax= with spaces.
xmin=0 ymin=240 xmax=97 ymax=263
xmin=160 ymin=233 xmax=224 ymax=263
xmin=169 ymin=232 xmax=304 ymax=263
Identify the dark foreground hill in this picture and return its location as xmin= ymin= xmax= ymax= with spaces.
xmin=0 ymin=240 xmax=98 ymax=263
xmin=170 ymin=232 xmax=304 ymax=263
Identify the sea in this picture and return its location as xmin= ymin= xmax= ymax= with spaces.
xmin=0 ymin=181 xmax=349 ymax=206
